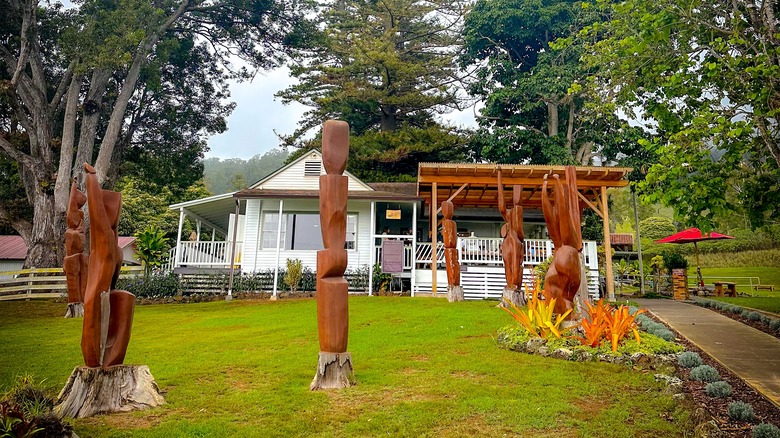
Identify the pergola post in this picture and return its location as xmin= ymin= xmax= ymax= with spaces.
xmin=430 ymin=182 xmax=438 ymax=295
xmin=601 ymin=187 xmax=615 ymax=300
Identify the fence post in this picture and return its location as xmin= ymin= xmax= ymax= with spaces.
xmin=27 ymin=267 xmax=35 ymax=300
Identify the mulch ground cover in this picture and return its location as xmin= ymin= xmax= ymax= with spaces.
xmin=645 ymin=313 xmax=780 ymax=437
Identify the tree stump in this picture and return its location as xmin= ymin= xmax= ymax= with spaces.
xmin=310 ymin=352 xmax=355 ymax=391
xmin=64 ymin=303 xmax=84 ymax=318
xmin=501 ymin=287 xmax=525 ymax=308
xmin=447 ymin=285 xmax=464 ymax=302
xmin=54 ymin=365 xmax=164 ymax=418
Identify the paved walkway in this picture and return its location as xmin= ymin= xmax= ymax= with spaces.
xmin=635 ymin=299 xmax=780 ymax=407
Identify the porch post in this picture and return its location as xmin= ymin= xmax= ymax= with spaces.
xmin=272 ymin=199 xmax=284 ymax=299
xmin=174 ymin=207 xmax=185 ymax=268
xmin=227 ymin=199 xmax=241 ymax=301
xmin=196 ymin=221 xmax=201 ymax=241
xmin=368 ymin=201 xmax=375 ymax=296
xmin=601 ymin=187 xmax=615 ymax=300
xmin=431 ymin=182 xmax=438 ymax=295
xmin=411 ymin=201 xmax=417 ymax=297
xmin=211 ymin=228 xmax=216 ymax=242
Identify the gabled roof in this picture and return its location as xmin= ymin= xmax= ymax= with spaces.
xmin=249 ymin=150 xmax=373 ymax=191
xmin=0 ymin=235 xmax=135 ymax=260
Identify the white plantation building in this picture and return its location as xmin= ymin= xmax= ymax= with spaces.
xmin=168 ymin=151 xmax=630 ymax=298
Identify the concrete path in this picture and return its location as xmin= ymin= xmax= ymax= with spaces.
xmin=635 ymin=299 xmax=780 ymax=407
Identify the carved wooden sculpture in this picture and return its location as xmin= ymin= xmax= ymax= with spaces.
xmin=311 ymin=120 xmax=355 ymax=390
xmin=441 ymin=201 xmax=463 ymax=302
xmin=80 ymin=163 xmax=134 ymax=368
xmin=541 ymin=166 xmax=585 ymax=319
xmin=56 ymin=163 xmax=164 ymax=418
xmin=64 ymin=180 xmax=87 ymax=318
xmin=497 ymin=170 xmax=525 ymax=307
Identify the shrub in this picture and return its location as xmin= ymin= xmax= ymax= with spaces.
xmin=728 ymin=401 xmax=756 ymax=422
xmin=640 ymin=217 xmax=677 ymax=240
xmin=663 ymin=251 xmax=689 ymax=274
xmin=652 ymin=328 xmax=675 ymax=341
xmin=760 ymin=315 xmax=771 ymax=325
xmin=690 ymin=365 xmax=721 ymax=382
xmin=135 ymin=225 xmax=170 ymax=277
xmin=501 ymin=294 xmax=573 ymax=339
xmin=741 ymin=308 xmax=753 ymax=317
xmin=1 ymin=375 xmax=73 ymax=437
xmin=770 ymin=319 xmax=780 ymax=332
xmin=284 ymin=259 xmax=303 ymax=293
xmin=116 ymin=273 xmax=180 ymax=298
xmin=678 ymin=352 xmax=703 ymax=368
xmin=753 ymin=423 xmax=780 ymax=438
xmin=748 ymin=311 xmax=763 ymax=322
xmin=705 ymin=381 xmax=733 ymax=398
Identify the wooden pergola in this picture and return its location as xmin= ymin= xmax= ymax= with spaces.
xmin=417 ymin=162 xmax=632 ymax=299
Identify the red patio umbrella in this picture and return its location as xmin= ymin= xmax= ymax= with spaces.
xmin=655 ymin=227 xmax=734 ymax=288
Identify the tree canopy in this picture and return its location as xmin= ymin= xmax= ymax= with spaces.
xmin=277 ymin=0 xmax=471 ymax=181
xmin=578 ymin=0 xmax=780 ymax=230
xmin=461 ymin=0 xmax=645 ymax=167
xmin=0 ymin=0 xmax=313 ymax=266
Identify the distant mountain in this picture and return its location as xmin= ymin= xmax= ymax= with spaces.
xmin=203 ymin=148 xmax=289 ymax=195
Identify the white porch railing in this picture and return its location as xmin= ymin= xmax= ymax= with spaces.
xmin=166 ymin=241 xmax=243 ymax=270
xmin=410 ymin=238 xmax=598 ymax=269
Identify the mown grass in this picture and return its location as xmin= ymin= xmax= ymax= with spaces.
xmin=699 ymin=267 xmax=780 ymax=295
xmin=689 ymin=248 xmax=780 ymax=269
xmin=0 ymin=297 xmax=690 ymax=437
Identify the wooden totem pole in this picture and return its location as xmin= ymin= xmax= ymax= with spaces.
xmin=497 ymin=170 xmax=525 ymax=308
xmin=441 ymin=201 xmax=463 ymax=302
xmin=55 ymin=163 xmax=164 ymax=418
xmin=311 ymin=120 xmax=356 ymax=390
xmin=540 ymin=166 xmax=588 ymax=320
xmin=63 ymin=180 xmax=87 ymax=318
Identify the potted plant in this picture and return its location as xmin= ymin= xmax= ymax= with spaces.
xmin=663 ymin=252 xmax=689 ymax=300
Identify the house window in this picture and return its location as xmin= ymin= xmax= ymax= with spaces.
xmin=304 ymin=161 xmax=321 ymax=176
xmin=262 ymin=212 xmax=357 ymax=250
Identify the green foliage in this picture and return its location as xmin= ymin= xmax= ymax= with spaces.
xmin=534 ymin=256 xmax=553 ymax=289
xmin=770 ymin=319 xmax=780 ymax=333
xmin=639 ymin=217 xmax=677 ymax=241
xmin=135 ymin=225 xmax=170 ymax=277
xmin=677 ymin=352 xmax=703 ymax=369
xmin=576 ymin=0 xmax=780 ymax=230
xmin=753 ymin=423 xmax=780 ymax=438
xmin=277 ymin=0 xmax=469 ymax=181
xmin=283 ymin=259 xmax=303 ymax=293
xmin=705 ymin=381 xmax=732 ymax=398
xmin=461 ymin=0 xmax=648 ymax=167
xmin=728 ymin=401 xmax=756 ymax=422
xmin=116 ymin=273 xmax=180 ymax=298
xmin=0 ymin=375 xmax=71 ymax=438
xmin=690 ymin=365 xmax=721 ymax=383
xmin=662 ymin=252 xmax=688 ymax=274
xmin=115 ymin=176 xmax=187 ymax=240
xmin=372 ymin=264 xmax=392 ymax=293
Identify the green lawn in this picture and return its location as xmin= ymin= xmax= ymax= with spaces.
xmin=0 ymin=297 xmax=689 ymax=437
xmin=699 ymin=267 xmax=780 ymax=296
xmin=710 ymin=297 xmax=780 ymax=314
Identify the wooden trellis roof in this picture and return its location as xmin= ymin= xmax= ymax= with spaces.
xmin=417 ymin=163 xmax=631 ymax=210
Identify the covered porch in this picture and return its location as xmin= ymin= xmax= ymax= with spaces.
xmin=415 ymin=163 xmax=631 ymax=300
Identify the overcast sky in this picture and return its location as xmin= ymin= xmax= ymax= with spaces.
xmin=205 ymin=67 xmax=480 ymax=160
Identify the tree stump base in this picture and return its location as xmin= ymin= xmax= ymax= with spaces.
xmin=500 ymin=287 xmax=525 ymax=308
xmin=64 ymin=303 xmax=84 ymax=318
xmin=447 ymin=285 xmax=464 ymax=302
xmin=310 ymin=352 xmax=355 ymax=391
xmin=54 ymin=365 xmax=165 ymax=418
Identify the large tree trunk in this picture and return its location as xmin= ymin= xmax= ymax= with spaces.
xmin=380 ymin=107 xmax=398 ymax=132
xmin=24 ymin=191 xmax=65 ymax=268
xmin=547 ymin=101 xmax=559 ymax=137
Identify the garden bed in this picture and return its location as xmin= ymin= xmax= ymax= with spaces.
xmin=644 ymin=312 xmax=780 ymax=437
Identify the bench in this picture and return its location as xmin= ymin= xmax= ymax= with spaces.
xmin=713 ymin=281 xmax=737 ymax=297
xmin=752 ymin=284 xmax=775 ymax=292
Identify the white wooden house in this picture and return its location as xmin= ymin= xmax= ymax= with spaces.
xmin=168 ymin=153 xmax=630 ymax=299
